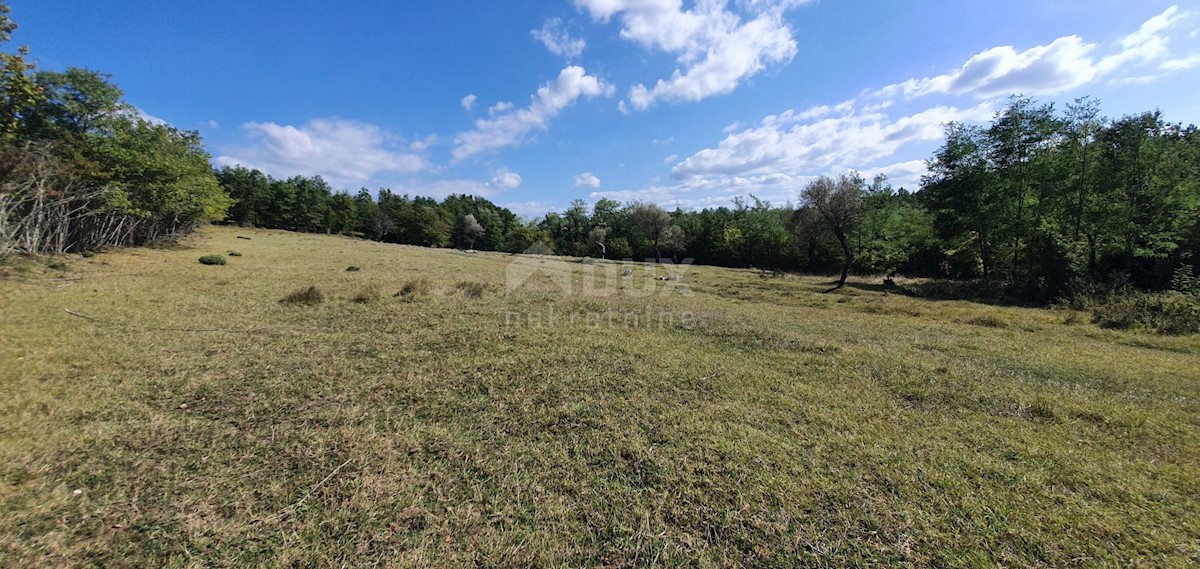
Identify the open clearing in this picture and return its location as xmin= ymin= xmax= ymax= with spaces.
xmin=2 ymin=226 xmax=1199 ymax=567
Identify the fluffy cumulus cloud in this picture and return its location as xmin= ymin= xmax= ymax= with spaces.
xmin=216 ymin=119 xmax=427 ymax=189
xmin=575 ymin=0 xmax=809 ymax=110
xmin=672 ymin=102 xmax=995 ymax=181
xmin=532 ymin=18 xmax=586 ymax=59
xmin=461 ymin=94 xmax=477 ymax=111
xmin=453 ymin=65 xmax=614 ymax=160
xmin=488 ymin=101 xmax=514 ymax=115
xmin=490 ymin=169 xmax=523 ymax=189
xmin=573 ymin=172 xmax=601 ymax=188
xmin=869 ymin=5 xmax=1191 ymax=101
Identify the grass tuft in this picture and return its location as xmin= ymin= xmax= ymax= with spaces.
xmin=280 ymin=285 xmax=324 ymax=305
xmin=395 ymin=277 xmax=433 ymax=301
xmin=198 ymin=254 xmax=226 ymax=266
xmin=350 ymin=286 xmax=381 ymax=304
xmin=455 ymin=280 xmax=495 ymax=299
xmin=964 ymin=314 xmax=1009 ymax=328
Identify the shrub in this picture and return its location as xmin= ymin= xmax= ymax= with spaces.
xmin=1092 ymin=292 xmax=1200 ymax=335
xmin=281 ymin=286 xmax=325 ymax=305
xmin=346 ymin=266 xmax=361 ymax=272
xmin=198 ymin=255 xmax=226 ymax=266
xmin=455 ymin=280 xmax=495 ymax=299
xmin=1170 ymin=265 xmax=1200 ymax=295
xmin=80 ymin=250 xmax=96 ymax=258
xmin=148 ymin=237 xmax=185 ymax=250
xmin=395 ymin=278 xmax=432 ymax=300
xmin=227 ymin=251 xmax=242 ymax=257
xmin=47 ymin=260 xmax=68 ymax=271
xmin=964 ymin=315 xmax=1009 ymax=328
xmin=351 ymin=286 xmax=381 ymax=304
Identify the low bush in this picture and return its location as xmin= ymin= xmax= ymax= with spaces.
xmin=80 ymin=250 xmax=96 ymax=258
xmin=395 ymin=278 xmax=432 ymax=300
xmin=1092 ymin=292 xmax=1200 ymax=335
xmin=456 ymin=280 xmax=496 ymax=299
xmin=351 ymin=286 xmax=381 ymax=304
xmin=198 ymin=255 xmax=226 ymax=266
xmin=227 ymin=251 xmax=242 ymax=257
xmin=346 ymin=266 xmax=361 ymax=272
xmin=47 ymin=260 xmax=68 ymax=271
xmin=964 ymin=314 xmax=1009 ymax=328
xmin=280 ymin=286 xmax=325 ymax=305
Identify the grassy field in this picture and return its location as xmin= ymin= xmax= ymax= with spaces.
xmin=2 ymin=226 xmax=1199 ymax=567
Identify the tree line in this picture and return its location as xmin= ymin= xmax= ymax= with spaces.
xmin=0 ymin=3 xmax=230 ymax=256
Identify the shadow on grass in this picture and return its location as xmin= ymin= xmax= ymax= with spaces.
xmin=843 ymin=279 xmax=1039 ymax=308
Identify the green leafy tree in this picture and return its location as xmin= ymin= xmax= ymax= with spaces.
xmin=802 ymin=173 xmax=864 ymax=289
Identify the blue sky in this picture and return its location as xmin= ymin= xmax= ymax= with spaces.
xmin=12 ymin=0 xmax=1200 ymax=216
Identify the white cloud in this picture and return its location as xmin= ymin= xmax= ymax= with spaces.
xmin=200 ymin=119 xmax=220 ymax=130
xmin=409 ymin=134 xmax=439 ymax=151
xmin=134 ymin=108 xmax=168 ymax=126
xmin=488 ymin=101 xmax=514 ymax=115
xmin=576 ymin=0 xmax=810 ymax=110
xmin=861 ymin=160 xmax=928 ymax=191
xmin=663 ymin=153 xmax=678 ymax=164
xmin=461 ymin=94 xmax=477 ymax=111
xmin=453 ymin=65 xmax=614 ymax=160
xmin=672 ymin=102 xmax=996 ymax=181
xmin=869 ymin=5 xmax=1190 ymax=101
xmin=574 ymin=172 xmax=601 ymax=188
xmin=1161 ymin=53 xmax=1200 ymax=71
xmin=216 ymin=118 xmax=427 ymax=189
xmin=491 ymin=169 xmax=523 ymax=189
xmin=502 ymin=200 xmax=552 ymax=218
xmin=532 ymin=18 xmax=586 ymax=59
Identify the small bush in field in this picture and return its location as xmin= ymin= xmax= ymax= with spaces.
xmin=965 ymin=314 xmax=1009 ymax=328
xmin=1092 ymin=292 xmax=1200 ymax=335
xmin=281 ymin=286 xmax=324 ymax=305
xmin=227 ymin=251 xmax=242 ymax=257
xmin=346 ymin=266 xmax=361 ymax=272
xmin=351 ymin=286 xmax=381 ymax=304
xmin=47 ymin=260 xmax=68 ymax=271
xmin=80 ymin=250 xmax=96 ymax=258
xmin=455 ymin=280 xmax=495 ymax=299
xmin=198 ymin=255 xmax=226 ymax=266
xmin=395 ymin=278 xmax=432 ymax=300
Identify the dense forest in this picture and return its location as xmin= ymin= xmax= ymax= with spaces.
xmin=2 ymin=1 xmax=1198 ymax=305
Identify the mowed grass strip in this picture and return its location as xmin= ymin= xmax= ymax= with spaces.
xmin=1 ymin=226 xmax=1198 ymax=567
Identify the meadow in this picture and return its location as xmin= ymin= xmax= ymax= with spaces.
xmin=1 ymin=226 xmax=1198 ymax=567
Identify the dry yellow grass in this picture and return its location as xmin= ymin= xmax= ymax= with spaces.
xmin=1 ymin=225 xmax=1198 ymax=567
